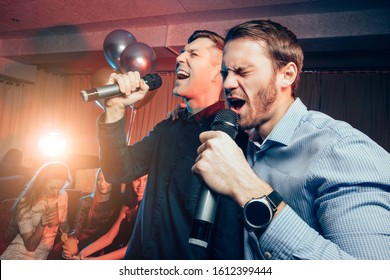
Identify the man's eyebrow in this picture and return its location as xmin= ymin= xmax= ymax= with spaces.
xmin=225 ymin=65 xmax=245 ymax=72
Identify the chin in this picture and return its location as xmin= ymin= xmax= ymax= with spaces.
xmin=173 ymin=88 xmax=184 ymax=98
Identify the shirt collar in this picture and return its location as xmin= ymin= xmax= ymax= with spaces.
xmin=249 ymin=98 xmax=307 ymax=148
xmin=182 ymin=101 xmax=226 ymax=123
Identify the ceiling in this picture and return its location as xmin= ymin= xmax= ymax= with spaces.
xmin=0 ymin=0 xmax=390 ymax=82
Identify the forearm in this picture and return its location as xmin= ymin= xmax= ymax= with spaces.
xmin=97 ymin=114 xmax=131 ymax=184
xmin=86 ymin=247 xmax=127 ymax=260
xmin=80 ymin=235 xmax=112 ymax=258
xmin=23 ymin=223 xmax=45 ymax=251
xmin=97 ymin=114 xmax=162 ymax=184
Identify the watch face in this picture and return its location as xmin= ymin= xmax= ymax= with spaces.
xmin=245 ymin=200 xmax=272 ymax=229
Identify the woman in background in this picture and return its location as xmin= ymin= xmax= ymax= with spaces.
xmin=48 ymin=168 xmax=121 ymax=259
xmin=65 ymin=174 xmax=147 ymax=260
xmin=70 ymin=168 xmax=121 ymax=248
xmin=0 ymin=161 xmax=71 ymax=260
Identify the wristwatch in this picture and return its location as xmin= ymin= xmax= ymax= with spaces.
xmin=242 ymin=190 xmax=283 ymax=231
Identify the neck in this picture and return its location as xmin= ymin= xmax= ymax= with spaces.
xmin=257 ymin=95 xmax=295 ymax=140
xmin=186 ymin=97 xmax=220 ymax=115
xmin=97 ymin=192 xmax=110 ymax=202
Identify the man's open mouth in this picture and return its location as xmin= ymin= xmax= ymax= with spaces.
xmin=227 ymin=97 xmax=246 ymax=110
xmin=176 ymin=70 xmax=190 ymax=80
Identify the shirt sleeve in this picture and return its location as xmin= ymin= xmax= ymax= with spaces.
xmin=255 ymin=134 xmax=390 ymax=260
xmin=97 ymin=113 xmax=168 ymax=184
xmin=71 ymin=197 xmax=91 ymax=238
xmin=18 ymin=209 xmax=35 ymax=235
xmin=251 ymin=206 xmax=355 ymax=259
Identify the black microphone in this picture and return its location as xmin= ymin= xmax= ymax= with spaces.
xmin=80 ymin=73 xmax=162 ymax=102
xmin=188 ymin=109 xmax=239 ymax=248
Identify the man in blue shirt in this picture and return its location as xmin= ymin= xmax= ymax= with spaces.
xmin=192 ymin=19 xmax=390 ymax=259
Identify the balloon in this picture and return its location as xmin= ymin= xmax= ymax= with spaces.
xmin=103 ymin=29 xmax=136 ymax=71
xmin=119 ymin=42 xmax=156 ymax=77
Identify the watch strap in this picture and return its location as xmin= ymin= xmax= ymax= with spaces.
xmin=266 ymin=190 xmax=283 ymax=211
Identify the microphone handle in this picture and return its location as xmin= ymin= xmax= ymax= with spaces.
xmin=194 ymin=186 xmax=218 ymax=223
xmin=80 ymin=74 xmax=162 ymax=102
xmin=80 ymin=84 xmax=120 ymax=102
xmin=189 ymin=109 xmax=239 ymax=248
xmin=188 ymin=185 xmax=219 ymax=248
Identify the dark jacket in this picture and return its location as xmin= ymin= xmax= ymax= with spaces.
xmin=98 ymin=101 xmax=246 ymax=259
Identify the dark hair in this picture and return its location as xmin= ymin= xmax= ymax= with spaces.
xmin=2 ymin=148 xmax=23 ymax=165
xmin=188 ymin=30 xmax=224 ymax=51
xmin=225 ymin=19 xmax=304 ymax=95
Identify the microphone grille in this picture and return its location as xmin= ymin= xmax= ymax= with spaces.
xmin=211 ymin=109 xmax=239 ymax=139
xmin=143 ymin=74 xmax=162 ymax=90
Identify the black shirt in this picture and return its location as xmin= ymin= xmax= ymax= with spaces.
xmin=98 ymin=101 xmax=244 ymax=259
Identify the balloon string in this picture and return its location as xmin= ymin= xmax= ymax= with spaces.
xmin=126 ymin=106 xmax=137 ymax=145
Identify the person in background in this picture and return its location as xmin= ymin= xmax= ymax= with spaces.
xmin=97 ymin=30 xmax=245 ymax=259
xmin=0 ymin=148 xmax=32 ymax=183
xmin=66 ymin=175 xmax=147 ymax=260
xmin=47 ymin=168 xmax=121 ymax=259
xmin=192 ymin=19 xmax=390 ymax=260
xmin=0 ymin=161 xmax=71 ymax=260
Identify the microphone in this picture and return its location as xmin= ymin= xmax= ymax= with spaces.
xmin=188 ymin=109 xmax=239 ymax=248
xmin=80 ymin=73 xmax=162 ymax=102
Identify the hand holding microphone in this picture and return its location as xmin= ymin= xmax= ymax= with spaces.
xmin=189 ymin=109 xmax=239 ymax=248
xmin=80 ymin=72 xmax=162 ymax=102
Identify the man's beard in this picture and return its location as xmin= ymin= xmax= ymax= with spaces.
xmin=239 ymin=80 xmax=278 ymax=131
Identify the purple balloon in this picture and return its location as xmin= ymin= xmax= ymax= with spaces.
xmin=103 ymin=29 xmax=136 ymax=71
xmin=119 ymin=42 xmax=156 ymax=77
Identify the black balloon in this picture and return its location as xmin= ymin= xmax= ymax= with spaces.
xmin=119 ymin=42 xmax=156 ymax=77
xmin=103 ymin=29 xmax=136 ymax=71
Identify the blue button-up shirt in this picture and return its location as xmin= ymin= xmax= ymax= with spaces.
xmin=245 ymin=98 xmax=390 ymax=260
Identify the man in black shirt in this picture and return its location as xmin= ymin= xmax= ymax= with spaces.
xmin=97 ymin=30 xmax=244 ymax=259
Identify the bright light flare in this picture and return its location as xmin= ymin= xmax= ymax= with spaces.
xmin=38 ymin=132 xmax=67 ymax=158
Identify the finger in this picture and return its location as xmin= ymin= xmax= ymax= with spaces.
xmin=199 ymin=131 xmax=219 ymax=144
xmin=62 ymin=252 xmax=71 ymax=259
xmin=139 ymin=76 xmax=150 ymax=92
xmin=127 ymin=72 xmax=138 ymax=92
xmin=112 ymin=74 xmax=128 ymax=94
xmin=107 ymin=72 xmax=118 ymax=84
xmin=196 ymin=142 xmax=207 ymax=156
xmin=134 ymin=71 xmax=141 ymax=84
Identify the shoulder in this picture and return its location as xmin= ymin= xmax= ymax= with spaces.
xmin=79 ymin=195 xmax=93 ymax=206
xmin=152 ymin=117 xmax=173 ymax=131
xmin=80 ymin=194 xmax=93 ymax=201
xmin=299 ymin=110 xmax=360 ymax=143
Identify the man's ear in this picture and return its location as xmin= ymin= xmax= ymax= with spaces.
xmin=280 ymin=62 xmax=297 ymax=88
xmin=212 ymin=66 xmax=222 ymax=83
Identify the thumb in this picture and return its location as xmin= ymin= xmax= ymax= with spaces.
xmin=107 ymin=72 xmax=117 ymax=85
xmin=199 ymin=131 xmax=220 ymax=144
xmin=139 ymin=78 xmax=150 ymax=92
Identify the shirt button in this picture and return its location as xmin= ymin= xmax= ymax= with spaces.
xmin=264 ymin=251 xmax=272 ymax=260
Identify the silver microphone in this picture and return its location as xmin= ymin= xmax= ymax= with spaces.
xmin=80 ymin=73 xmax=162 ymax=102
